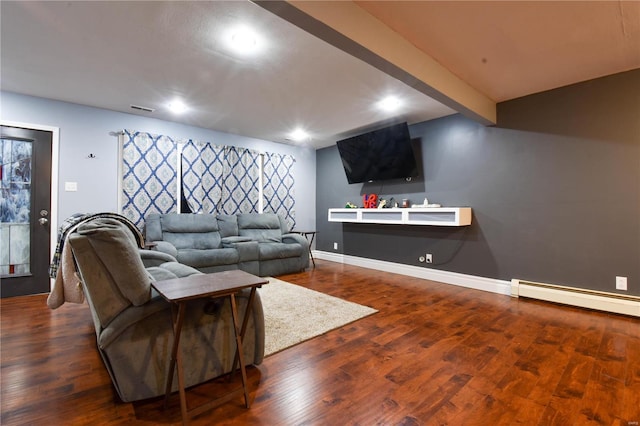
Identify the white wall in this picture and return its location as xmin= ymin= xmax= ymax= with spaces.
xmin=1 ymin=91 xmax=316 ymax=230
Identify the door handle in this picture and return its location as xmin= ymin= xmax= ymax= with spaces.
xmin=39 ymin=209 xmax=49 ymax=226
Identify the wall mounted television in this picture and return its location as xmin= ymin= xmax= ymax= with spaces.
xmin=336 ymin=122 xmax=419 ymax=184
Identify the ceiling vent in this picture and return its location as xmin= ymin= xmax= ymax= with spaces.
xmin=130 ymin=104 xmax=155 ymax=113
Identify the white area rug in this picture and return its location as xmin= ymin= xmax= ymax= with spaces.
xmin=259 ymin=278 xmax=378 ymax=356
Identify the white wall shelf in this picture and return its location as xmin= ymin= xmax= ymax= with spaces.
xmin=328 ymin=207 xmax=472 ymax=226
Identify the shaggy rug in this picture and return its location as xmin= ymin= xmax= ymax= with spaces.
xmin=259 ymin=278 xmax=378 ymax=356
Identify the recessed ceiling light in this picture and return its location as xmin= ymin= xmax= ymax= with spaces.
xmin=168 ymin=100 xmax=187 ymax=114
xmin=227 ymin=26 xmax=261 ymax=55
xmin=288 ymin=128 xmax=309 ymax=142
xmin=378 ymin=96 xmax=402 ymax=112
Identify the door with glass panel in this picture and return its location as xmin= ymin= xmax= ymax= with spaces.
xmin=1 ymin=126 xmax=52 ymax=297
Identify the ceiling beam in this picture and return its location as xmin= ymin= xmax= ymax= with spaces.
xmin=255 ymin=0 xmax=496 ymax=125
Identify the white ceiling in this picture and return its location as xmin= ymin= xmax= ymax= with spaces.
xmin=2 ymin=1 xmax=638 ymax=150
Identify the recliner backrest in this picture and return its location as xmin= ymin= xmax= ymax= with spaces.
xmin=69 ymin=219 xmax=153 ymax=329
xmin=147 ymin=213 xmax=222 ymax=249
xmin=237 ymin=213 xmax=283 ymax=243
xmin=217 ymin=214 xmax=239 ymax=238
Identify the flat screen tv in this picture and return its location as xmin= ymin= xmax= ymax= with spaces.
xmin=336 ymin=122 xmax=418 ymax=184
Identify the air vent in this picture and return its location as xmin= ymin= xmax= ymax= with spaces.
xmin=130 ymin=104 xmax=155 ymax=113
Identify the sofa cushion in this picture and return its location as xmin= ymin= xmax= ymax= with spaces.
xmin=160 ymin=213 xmax=218 ymax=233
xmin=146 ymin=261 xmax=203 ymax=280
xmin=237 ymin=213 xmax=282 ymax=243
xmin=146 ymin=267 xmax=180 ymax=282
xmin=258 ymin=242 xmax=303 ymax=261
xmin=177 ymin=248 xmax=239 ymax=268
xmin=217 ymin=214 xmax=239 ymax=238
xmin=159 ymin=214 xmax=222 ymax=250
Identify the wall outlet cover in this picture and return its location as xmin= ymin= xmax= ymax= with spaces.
xmin=615 ymin=276 xmax=627 ymax=290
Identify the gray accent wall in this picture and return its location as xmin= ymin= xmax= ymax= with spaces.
xmin=316 ymin=69 xmax=639 ymax=296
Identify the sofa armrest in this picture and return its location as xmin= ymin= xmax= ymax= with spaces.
xmin=282 ymin=233 xmax=308 ymax=247
xmin=221 ymin=236 xmax=253 ymax=246
xmin=222 ymin=238 xmax=259 ymax=262
xmin=98 ymin=296 xmax=169 ymax=349
xmin=151 ymin=241 xmax=178 ymax=258
xmin=139 ymin=249 xmax=177 ymax=267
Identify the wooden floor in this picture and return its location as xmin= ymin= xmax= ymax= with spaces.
xmin=1 ymin=260 xmax=639 ymax=425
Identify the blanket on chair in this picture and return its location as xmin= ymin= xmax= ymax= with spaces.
xmin=47 ymin=213 xmax=144 ymax=309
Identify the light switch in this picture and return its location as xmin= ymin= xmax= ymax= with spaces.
xmin=65 ymin=181 xmax=78 ymax=192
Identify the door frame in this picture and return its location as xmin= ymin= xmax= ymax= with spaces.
xmin=1 ymin=120 xmax=59 ymax=292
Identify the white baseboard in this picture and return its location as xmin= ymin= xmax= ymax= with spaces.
xmin=312 ymin=250 xmax=511 ymax=296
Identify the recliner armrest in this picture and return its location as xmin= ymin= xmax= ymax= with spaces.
xmin=151 ymin=241 xmax=178 ymax=258
xmin=139 ymin=249 xmax=177 ymax=267
xmin=282 ymin=233 xmax=308 ymax=247
xmin=98 ymin=296 xmax=169 ymax=349
xmin=222 ymin=238 xmax=259 ymax=262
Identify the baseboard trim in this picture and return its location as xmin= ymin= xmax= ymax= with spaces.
xmin=512 ymin=279 xmax=640 ymax=317
xmin=312 ymin=250 xmax=511 ymax=296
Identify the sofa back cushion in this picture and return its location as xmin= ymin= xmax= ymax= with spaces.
xmin=151 ymin=214 xmax=222 ymax=249
xmin=217 ymin=214 xmax=239 ymax=238
xmin=237 ymin=213 xmax=283 ymax=243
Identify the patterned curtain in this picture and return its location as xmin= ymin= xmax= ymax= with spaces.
xmin=121 ymin=130 xmax=296 ymax=225
xmin=181 ymin=140 xmax=224 ymax=214
xmin=219 ymin=146 xmax=260 ymax=215
xmin=263 ymin=152 xmax=296 ymax=230
xmin=121 ymin=130 xmax=177 ymax=228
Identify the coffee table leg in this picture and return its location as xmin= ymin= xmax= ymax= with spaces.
xmin=229 ymin=293 xmax=250 ymax=408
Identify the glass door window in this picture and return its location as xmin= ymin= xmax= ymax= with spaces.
xmin=0 ymin=138 xmax=32 ymax=276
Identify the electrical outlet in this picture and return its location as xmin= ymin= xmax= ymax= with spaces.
xmin=426 ymin=253 xmax=433 ymax=264
xmin=333 ymin=242 xmax=338 ymax=250
xmin=616 ymin=276 xmax=627 ymax=291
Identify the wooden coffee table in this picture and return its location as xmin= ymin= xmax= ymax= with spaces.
xmin=152 ymin=270 xmax=268 ymax=425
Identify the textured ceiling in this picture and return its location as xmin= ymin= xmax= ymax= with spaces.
xmin=1 ymin=1 xmax=638 ymax=149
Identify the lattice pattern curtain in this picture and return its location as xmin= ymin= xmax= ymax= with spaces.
xmin=219 ymin=146 xmax=261 ymax=215
xmin=181 ymin=140 xmax=224 ymax=214
xmin=121 ymin=131 xmax=296 ymax=225
xmin=121 ymin=130 xmax=177 ymax=228
xmin=263 ymin=152 xmax=296 ymax=230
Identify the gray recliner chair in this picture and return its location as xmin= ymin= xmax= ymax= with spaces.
xmin=68 ymin=218 xmax=265 ymax=402
xmin=235 ymin=213 xmax=309 ymax=276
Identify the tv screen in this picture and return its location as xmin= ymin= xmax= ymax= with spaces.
xmin=336 ymin=122 xmax=418 ymax=184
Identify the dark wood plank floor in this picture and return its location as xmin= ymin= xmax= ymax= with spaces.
xmin=2 ymin=260 xmax=639 ymax=425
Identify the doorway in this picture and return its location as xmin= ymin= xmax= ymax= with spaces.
xmin=1 ymin=125 xmax=53 ymax=297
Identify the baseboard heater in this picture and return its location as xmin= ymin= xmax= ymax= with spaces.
xmin=511 ymin=279 xmax=639 ymax=317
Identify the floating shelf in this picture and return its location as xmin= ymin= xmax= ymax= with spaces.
xmin=328 ymin=207 xmax=472 ymax=227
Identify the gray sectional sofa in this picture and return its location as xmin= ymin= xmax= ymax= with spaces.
xmin=145 ymin=212 xmax=309 ymax=276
